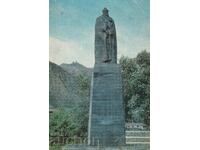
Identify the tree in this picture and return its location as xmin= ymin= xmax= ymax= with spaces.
xmin=49 ymin=74 xmax=90 ymax=144
xmin=49 ymin=108 xmax=73 ymax=144
xmin=74 ymin=74 xmax=90 ymax=136
xmin=120 ymin=50 xmax=150 ymax=126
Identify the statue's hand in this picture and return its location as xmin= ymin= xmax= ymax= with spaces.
xmin=101 ymin=32 xmax=107 ymax=39
xmin=106 ymin=30 xmax=110 ymax=34
xmin=102 ymin=29 xmax=108 ymax=34
xmin=108 ymin=30 xmax=113 ymax=35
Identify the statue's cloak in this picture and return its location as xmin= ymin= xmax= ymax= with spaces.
xmin=95 ymin=15 xmax=117 ymax=64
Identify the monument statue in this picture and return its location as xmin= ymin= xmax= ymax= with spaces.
xmin=88 ymin=8 xmax=125 ymax=146
xmin=95 ymin=8 xmax=117 ymax=64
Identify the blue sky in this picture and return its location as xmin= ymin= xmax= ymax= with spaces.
xmin=49 ymin=0 xmax=150 ymax=67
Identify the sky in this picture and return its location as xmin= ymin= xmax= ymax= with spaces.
xmin=49 ymin=0 xmax=150 ymax=67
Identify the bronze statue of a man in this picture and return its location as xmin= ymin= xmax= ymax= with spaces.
xmin=95 ymin=8 xmax=117 ymax=64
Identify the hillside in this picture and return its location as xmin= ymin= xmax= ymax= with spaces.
xmin=60 ymin=62 xmax=92 ymax=78
xmin=49 ymin=61 xmax=89 ymax=108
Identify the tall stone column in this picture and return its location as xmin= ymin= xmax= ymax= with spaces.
xmin=88 ymin=8 xmax=125 ymax=146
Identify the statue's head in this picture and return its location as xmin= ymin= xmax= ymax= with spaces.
xmin=102 ymin=8 xmax=109 ymax=17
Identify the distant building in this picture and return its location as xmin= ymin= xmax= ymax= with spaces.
xmin=125 ymin=122 xmax=147 ymax=130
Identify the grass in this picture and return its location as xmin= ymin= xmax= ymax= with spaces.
xmin=49 ymin=145 xmax=62 ymax=150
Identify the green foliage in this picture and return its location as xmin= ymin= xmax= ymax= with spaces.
xmin=76 ymin=74 xmax=90 ymax=97
xmin=70 ymin=98 xmax=89 ymax=137
xmin=74 ymin=74 xmax=90 ymax=136
xmin=49 ymin=103 xmax=89 ymax=144
xmin=120 ymin=50 xmax=150 ymax=126
xmin=49 ymin=74 xmax=90 ymax=144
xmin=49 ymin=145 xmax=62 ymax=150
xmin=49 ymin=108 xmax=78 ymax=145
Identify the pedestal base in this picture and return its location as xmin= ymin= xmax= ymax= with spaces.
xmin=88 ymin=64 xmax=125 ymax=146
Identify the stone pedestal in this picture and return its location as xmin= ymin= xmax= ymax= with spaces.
xmin=88 ymin=64 xmax=125 ymax=146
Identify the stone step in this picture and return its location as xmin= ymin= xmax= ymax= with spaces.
xmin=126 ymin=137 xmax=150 ymax=143
xmin=62 ymin=144 xmax=150 ymax=150
xmin=126 ymin=131 xmax=150 ymax=137
xmin=125 ymin=131 xmax=150 ymax=146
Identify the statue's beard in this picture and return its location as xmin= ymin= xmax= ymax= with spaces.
xmin=103 ymin=13 xmax=109 ymax=17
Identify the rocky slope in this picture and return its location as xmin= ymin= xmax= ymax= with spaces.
xmin=60 ymin=62 xmax=92 ymax=78
xmin=49 ymin=61 xmax=88 ymax=108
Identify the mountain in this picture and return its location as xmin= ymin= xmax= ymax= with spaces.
xmin=49 ymin=61 xmax=87 ymax=108
xmin=60 ymin=62 xmax=92 ymax=78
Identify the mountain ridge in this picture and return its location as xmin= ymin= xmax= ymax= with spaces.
xmin=49 ymin=61 xmax=90 ymax=108
xmin=60 ymin=62 xmax=92 ymax=78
